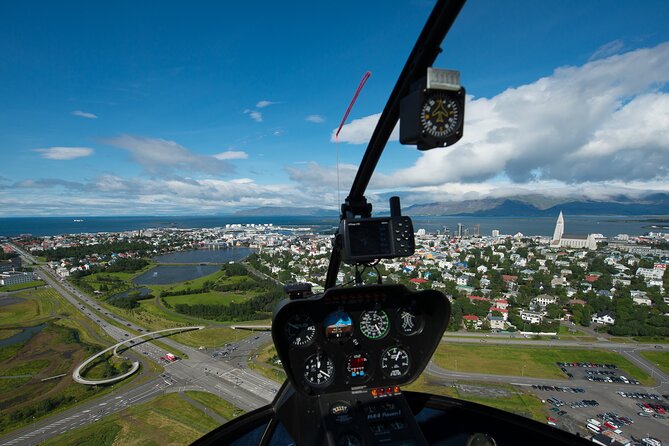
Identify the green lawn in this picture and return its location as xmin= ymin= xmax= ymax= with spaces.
xmin=433 ymin=343 xmax=653 ymax=385
xmin=639 ymin=351 xmax=669 ymax=376
xmin=164 ymin=291 xmax=251 ymax=306
xmin=0 ymin=280 xmax=45 ymax=292
xmin=406 ymin=375 xmax=548 ymax=422
xmin=184 ymin=391 xmax=245 ymax=420
xmin=171 ymin=326 xmax=251 ymax=348
xmin=42 ymin=392 xmax=223 ymax=446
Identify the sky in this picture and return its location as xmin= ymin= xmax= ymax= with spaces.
xmin=1 ymin=0 xmax=668 ymax=217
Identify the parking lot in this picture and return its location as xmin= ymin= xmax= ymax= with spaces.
xmin=526 ymin=361 xmax=669 ymax=444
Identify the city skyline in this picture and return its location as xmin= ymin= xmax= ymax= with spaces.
xmin=1 ymin=1 xmax=669 ymax=216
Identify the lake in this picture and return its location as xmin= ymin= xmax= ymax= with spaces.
xmin=108 ymin=287 xmax=152 ymax=301
xmin=0 ymin=323 xmax=47 ymax=348
xmin=153 ymin=247 xmax=255 ymax=264
xmin=133 ymin=265 xmax=221 ymax=285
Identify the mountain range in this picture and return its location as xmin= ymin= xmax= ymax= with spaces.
xmin=234 ymin=193 xmax=669 ymax=218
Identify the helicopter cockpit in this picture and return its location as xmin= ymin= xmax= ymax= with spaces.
xmin=193 ymin=1 xmax=593 ymax=444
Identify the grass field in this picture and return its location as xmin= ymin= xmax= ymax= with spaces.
xmin=0 ymin=298 xmax=45 ymax=326
xmin=639 ymin=351 xmax=669 ymax=376
xmin=164 ymin=291 xmax=252 ymax=307
xmin=248 ymin=342 xmax=287 ymax=384
xmin=171 ymin=326 xmax=251 ymax=348
xmin=405 ymin=375 xmax=548 ymax=422
xmin=42 ymin=392 xmax=223 ymax=446
xmin=0 ymin=280 xmax=45 ymax=292
xmin=184 ymin=391 xmax=245 ymax=420
xmin=433 ymin=343 xmax=653 ymax=385
xmin=0 ymin=288 xmax=126 ymax=435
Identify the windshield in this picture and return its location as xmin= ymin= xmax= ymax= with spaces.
xmin=1 ymin=1 xmax=669 ymax=445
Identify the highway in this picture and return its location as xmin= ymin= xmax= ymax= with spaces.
xmin=0 ymin=245 xmax=280 ymax=446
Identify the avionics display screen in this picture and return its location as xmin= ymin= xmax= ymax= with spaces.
xmin=347 ymin=220 xmax=391 ymax=257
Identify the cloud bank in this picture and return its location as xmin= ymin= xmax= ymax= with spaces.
xmin=34 ymin=147 xmax=93 ymax=160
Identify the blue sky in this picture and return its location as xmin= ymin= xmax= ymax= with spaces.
xmin=1 ymin=1 xmax=668 ymax=216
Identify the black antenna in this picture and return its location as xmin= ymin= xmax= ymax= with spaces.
xmin=325 ymin=0 xmax=467 ymax=289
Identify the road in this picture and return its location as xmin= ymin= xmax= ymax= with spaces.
xmin=0 ymin=245 xmax=279 ymax=446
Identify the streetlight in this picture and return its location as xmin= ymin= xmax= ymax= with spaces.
xmin=522 ymin=364 xmax=526 ymax=377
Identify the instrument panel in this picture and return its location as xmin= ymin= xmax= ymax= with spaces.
xmin=271 ymin=284 xmax=451 ymax=396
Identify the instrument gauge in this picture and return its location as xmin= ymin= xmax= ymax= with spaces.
xmin=359 ymin=310 xmax=390 ymax=340
xmin=346 ymin=353 xmax=370 ymax=382
xmin=420 ymin=90 xmax=462 ymax=139
xmin=304 ymin=352 xmax=335 ymax=388
xmin=324 ymin=311 xmax=354 ymax=340
xmin=381 ymin=347 xmax=410 ymax=378
xmin=284 ymin=313 xmax=316 ymax=347
xmin=397 ymin=308 xmax=422 ymax=336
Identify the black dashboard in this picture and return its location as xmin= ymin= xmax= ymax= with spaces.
xmin=271 ymin=284 xmax=451 ymax=397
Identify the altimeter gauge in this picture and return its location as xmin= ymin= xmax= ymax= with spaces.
xmin=285 ymin=313 xmax=316 ymax=347
xmin=304 ymin=352 xmax=335 ymax=387
xmin=381 ymin=346 xmax=410 ymax=378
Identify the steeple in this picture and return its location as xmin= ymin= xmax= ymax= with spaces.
xmin=552 ymin=211 xmax=564 ymax=242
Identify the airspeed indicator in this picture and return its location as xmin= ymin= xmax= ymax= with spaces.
xmin=359 ymin=310 xmax=390 ymax=340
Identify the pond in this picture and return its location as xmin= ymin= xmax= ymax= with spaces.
xmin=153 ymin=248 xmax=255 ymax=264
xmin=0 ymin=323 xmax=47 ymax=348
xmin=108 ymin=287 xmax=152 ymax=301
xmin=133 ymin=265 xmax=221 ymax=285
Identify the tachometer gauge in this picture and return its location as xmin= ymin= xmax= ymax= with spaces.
xmin=359 ymin=310 xmax=390 ymax=339
xmin=381 ymin=347 xmax=410 ymax=378
xmin=304 ymin=352 xmax=335 ymax=388
xmin=285 ymin=313 xmax=316 ymax=347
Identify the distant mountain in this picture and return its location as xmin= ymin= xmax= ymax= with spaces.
xmin=233 ymin=207 xmax=338 ymax=217
xmin=405 ymin=193 xmax=669 ymax=217
xmin=235 ymin=193 xmax=669 ymax=218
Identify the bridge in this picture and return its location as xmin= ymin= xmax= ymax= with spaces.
xmin=73 ymin=326 xmax=204 ymax=385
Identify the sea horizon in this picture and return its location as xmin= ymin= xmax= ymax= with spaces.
xmin=1 ymin=214 xmax=668 ymax=239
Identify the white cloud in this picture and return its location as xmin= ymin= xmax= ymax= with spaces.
xmin=213 ymin=150 xmax=248 ymax=160
xmin=34 ymin=147 xmax=93 ymax=160
xmin=244 ymin=109 xmax=263 ymax=122
xmin=377 ymin=42 xmax=669 ymax=187
xmin=306 ymin=114 xmax=325 ymax=123
xmin=589 ymin=39 xmax=625 ymax=61
xmin=330 ymin=113 xmax=399 ymax=144
xmin=104 ymin=135 xmax=234 ymax=175
xmin=71 ymin=110 xmax=98 ymax=119
xmin=256 ymin=100 xmax=276 ymax=108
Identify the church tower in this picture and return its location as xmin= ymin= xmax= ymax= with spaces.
xmin=552 ymin=211 xmax=564 ymax=243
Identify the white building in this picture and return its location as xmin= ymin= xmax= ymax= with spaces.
xmin=592 ymin=311 xmax=615 ymax=325
xmin=550 ymin=211 xmax=597 ymax=250
xmin=520 ymin=310 xmax=543 ymax=324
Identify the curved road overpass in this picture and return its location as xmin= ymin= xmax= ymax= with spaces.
xmin=73 ymin=326 xmax=204 ymax=385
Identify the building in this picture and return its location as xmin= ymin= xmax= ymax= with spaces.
xmin=550 ymin=211 xmax=597 ymax=250
xmin=532 ymin=294 xmax=557 ymax=308
xmin=592 ymin=311 xmax=616 ymax=325
xmin=0 ymin=271 xmax=37 ymax=286
xmin=520 ymin=310 xmax=543 ymax=325
xmin=486 ymin=314 xmax=505 ymax=330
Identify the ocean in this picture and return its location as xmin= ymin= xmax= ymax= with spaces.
xmin=0 ymin=214 xmax=663 ymax=238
